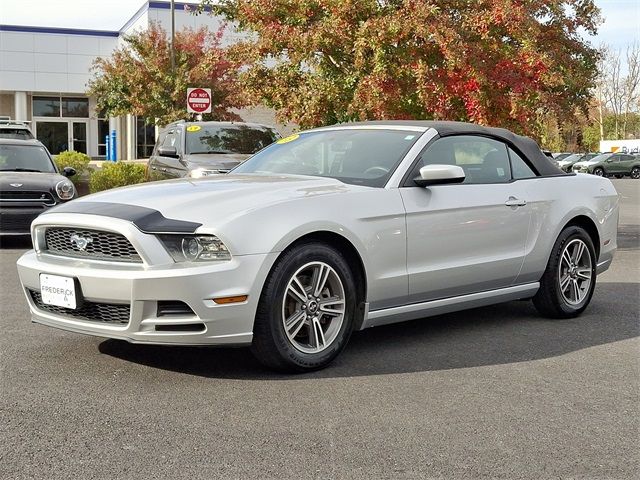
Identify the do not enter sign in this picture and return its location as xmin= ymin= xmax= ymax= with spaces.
xmin=187 ymin=88 xmax=212 ymax=114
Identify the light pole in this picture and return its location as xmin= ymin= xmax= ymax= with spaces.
xmin=170 ymin=0 xmax=176 ymax=72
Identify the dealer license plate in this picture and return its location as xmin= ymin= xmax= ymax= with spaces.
xmin=40 ymin=274 xmax=76 ymax=309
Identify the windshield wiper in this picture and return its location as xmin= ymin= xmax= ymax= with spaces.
xmin=189 ymin=150 xmax=232 ymax=155
xmin=0 ymin=168 xmax=43 ymax=172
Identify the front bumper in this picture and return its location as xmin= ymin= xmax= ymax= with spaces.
xmin=0 ymin=205 xmax=49 ymax=234
xmin=16 ymin=214 xmax=278 ymax=345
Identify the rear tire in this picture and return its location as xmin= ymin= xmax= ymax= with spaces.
xmin=251 ymin=242 xmax=357 ymax=372
xmin=533 ymin=226 xmax=597 ymax=319
xmin=631 ymin=166 xmax=640 ymax=179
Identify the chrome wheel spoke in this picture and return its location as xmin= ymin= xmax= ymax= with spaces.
xmin=571 ymin=279 xmax=580 ymax=302
xmin=319 ymin=296 xmax=344 ymax=317
xmin=310 ymin=316 xmax=326 ymax=349
xmin=287 ymin=276 xmax=308 ymax=304
xmin=562 ymin=250 xmax=573 ymax=269
xmin=311 ymin=264 xmax=331 ymax=297
xmin=572 ymin=241 xmax=585 ymax=263
xmin=285 ymin=310 xmax=307 ymax=337
xmin=560 ymin=274 xmax=571 ymax=292
xmin=576 ymin=268 xmax=591 ymax=280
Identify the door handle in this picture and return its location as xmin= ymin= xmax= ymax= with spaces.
xmin=505 ymin=196 xmax=527 ymax=207
xmin=150 ymin=166 xmax=157 ymax=170
xmin=161 ymin=167 xmax=167 ymax=172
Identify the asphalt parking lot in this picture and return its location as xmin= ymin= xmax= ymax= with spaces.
xmin=1 ymin=180 xmax=638 ymax=479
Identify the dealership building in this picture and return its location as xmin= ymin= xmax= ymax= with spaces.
xmin=0 ymin=0 xmax=280 ymax=160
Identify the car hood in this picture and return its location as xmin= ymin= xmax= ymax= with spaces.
xmin=52 ymin=174 xmax=363 ymax=225
xmin=0 ymin=171 xmax=65 ymax=190
xmin=184 ymin=153 xmax=250 ymax=169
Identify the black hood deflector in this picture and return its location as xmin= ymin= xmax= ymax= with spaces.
xmin=43 ymin=201 xmax=202 ymax=234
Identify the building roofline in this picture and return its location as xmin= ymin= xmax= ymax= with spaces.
xmin=0 ymin=24 xmax=119 ymax=37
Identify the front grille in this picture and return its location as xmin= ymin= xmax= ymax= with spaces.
xmin=44 ymin=227 xmax=142 ymax=263
xmin=0 ymin=190 xmax=55 ymax=204
xmin=28 ymin=289 xmax=130 ymax=325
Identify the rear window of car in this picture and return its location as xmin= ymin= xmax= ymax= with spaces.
xmin=0 ymin=128 xmax=34 ymax=140
xmin=185 ymin=125 xmax=279 ymax=155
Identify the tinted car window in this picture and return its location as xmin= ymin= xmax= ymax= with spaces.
xmin=0 ymin=145 xmax=56 ymax=172
xmin=0 ymin=128 xmax=34 ymax=140
xmin=186 ymin=125 xmax=278 ymax=155
xmin=233 ymin=129 xmax=419 ymax=187
xmin=508 ymin=148 xmax=537 ymax=179
xmin=412 ymin=135 xmax=511 ymax=184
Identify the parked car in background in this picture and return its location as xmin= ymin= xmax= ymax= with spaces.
xmin=146 ymin=121 xmax=280 ymax=181
xmin=572 ymin=152 xmax=640 ymax=178
xmin=552 ymin=152 xmax=572 ymax=162
xmin=0 ymin=139 xmax=76 ymax=235
xmin=17 ymin=121 xmax=618 ymax=372
xmin=0 ymin=118 xmax=35 ymax=140
xmin=557 ymin=153 xmax=599 ymax=173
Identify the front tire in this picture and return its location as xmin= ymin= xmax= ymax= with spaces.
xmin=592 ymin=167 xmax=604 ymax=177
xmin=251 ymin=242 xmax=357 ymax=372
xmin=533 ymin=226 xmax=597 ymax=319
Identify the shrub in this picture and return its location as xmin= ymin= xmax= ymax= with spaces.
xmin=54 ymin=150 xmax=91 ymax=184
xmin=89 ymin=162 xmax=146 ymax=193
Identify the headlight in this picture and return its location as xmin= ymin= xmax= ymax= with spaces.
xmin=158 ymin=234 xmax=231 ymax=262
xmin=55 ymin=180 xmax=75 ymax=200
xmin=189 ymin=168 xmax=221 ymax=178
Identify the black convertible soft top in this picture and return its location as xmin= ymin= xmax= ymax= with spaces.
xmin=340 ymin=120 xmax=565 ymax=176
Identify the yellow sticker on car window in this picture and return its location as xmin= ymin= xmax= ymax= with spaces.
xmin=186 ymin=125 xmax=201 ymax=132
xmin=276 ymin=134 xmax=299 ymax=144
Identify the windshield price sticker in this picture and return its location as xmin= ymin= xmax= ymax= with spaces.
xmin=186 ymin=125 xmax=201 ymax=132
xmin=276 ymin=134 xmax=300 ymax=144
xmin=40 ymin=274 xmax=77 ymax=309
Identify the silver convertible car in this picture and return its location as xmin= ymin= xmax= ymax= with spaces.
xmin=16 ymin=121 xmax=619 ymax=372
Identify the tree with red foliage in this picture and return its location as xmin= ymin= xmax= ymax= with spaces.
xmin=88 ymin=24 xmax=244 ymax=125
xmin=198 ymin=0 xmax=600 ymax=137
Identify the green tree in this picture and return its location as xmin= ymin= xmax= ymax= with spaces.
xmin=198 ymin=0 xmax=600 ymax=138
xmin=87 ymin=24 xmax=244 ymax=126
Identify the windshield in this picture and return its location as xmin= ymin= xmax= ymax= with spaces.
xmin=585 ymin=154 xmax=610 ymax=163
xmin=186 ymin=124 xmax=279 ymax=155
xmin=232 ymin=129 xmax=420 ymax=187
xmin=0 ymin=144 xmax=56 ymax=173
xmin=560 ymin=154 xmax=581 ymax=163
xmin=0 ymin=128 xmax=34 ymax=140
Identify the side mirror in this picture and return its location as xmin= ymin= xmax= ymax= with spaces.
xmin=158 ymin=146 xmax=178 ymax=158
xmin=414 ymin=164 xmax=465 ymax=187
xmin=62 ymin=166 xmax=76 ymax=177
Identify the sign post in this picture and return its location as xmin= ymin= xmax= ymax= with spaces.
xmin=187 ymin=88 xmax=212 ymax=115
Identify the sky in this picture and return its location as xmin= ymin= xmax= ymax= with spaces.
xmin=0 ymin=0 xmax=638 ymax=50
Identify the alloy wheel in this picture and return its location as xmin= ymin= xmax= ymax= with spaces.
xmin=558 ymin=239 xmax=592 ymax=306
xmin=282 ymin=261 xmax=346 ymax=354
xmin=632 ymin=167 xmax=640 ymax=179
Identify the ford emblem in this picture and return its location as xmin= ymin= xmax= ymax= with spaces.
xmin=10 ymin=183 xmax=23 ymax=187
xmin=70 ymin=233 xmax=93 ymax=251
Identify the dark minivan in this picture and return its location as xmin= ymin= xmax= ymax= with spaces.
xmin=146 ymin=121 xmax=280 ymax=180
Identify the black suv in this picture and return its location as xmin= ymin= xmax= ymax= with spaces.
xmin=0 ymin=139 xmax=77 ymax=235
xmin=146 ymin=121 xmax=280 ymax=180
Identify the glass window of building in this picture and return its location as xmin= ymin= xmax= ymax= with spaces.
xmin=33 ymin=97 xmax=61 ymax=117
xmin=136 ymin=118 xmax=156 ymax=158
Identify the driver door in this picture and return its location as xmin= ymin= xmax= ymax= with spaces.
xmin=400 ymin=135 xmax=531 ymax=303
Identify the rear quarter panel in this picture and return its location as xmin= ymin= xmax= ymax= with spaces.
xmin=516 ymin=174 xmax=619 ymax=284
